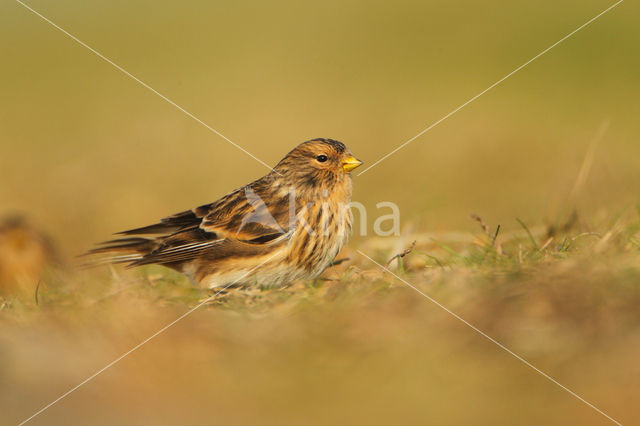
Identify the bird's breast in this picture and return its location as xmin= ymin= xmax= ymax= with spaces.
xmin=286 ymin=193 xmax=353 ymax=275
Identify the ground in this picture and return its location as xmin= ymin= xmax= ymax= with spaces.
xmin=2 ymin=210 xmax=639 ymax=425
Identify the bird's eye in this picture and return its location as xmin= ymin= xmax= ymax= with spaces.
xmin=316 ymin=154 xmax=328 ymax=163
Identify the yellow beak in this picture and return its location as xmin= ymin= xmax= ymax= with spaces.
xmin=342 ymin=156 xmax=363 ymax=172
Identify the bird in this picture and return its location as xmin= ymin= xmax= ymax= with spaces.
xmin=86 ymin=138 xmax=362 ymax=289
xmin=0 ymin=214 xmax=58 ymax=297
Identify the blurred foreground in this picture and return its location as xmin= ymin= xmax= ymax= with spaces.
xmin=2 ymin=211 xmax=639 ymax=425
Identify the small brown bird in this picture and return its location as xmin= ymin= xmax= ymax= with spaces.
xmin=0 ymin=215 xmax=58 ymax=297
xmin=88 ymin=138 xmax=362 ymax=288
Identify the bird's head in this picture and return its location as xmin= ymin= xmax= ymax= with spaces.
xmin=273 ymin=139 xmax=362 ymax=190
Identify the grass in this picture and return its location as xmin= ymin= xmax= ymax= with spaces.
xmin=1 ymin=208 xmax=639 ymax=425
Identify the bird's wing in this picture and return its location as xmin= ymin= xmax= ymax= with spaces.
xmin=129 ymin=227 xmax=224 ymax=266
xmin=115 ymin=204 xmax=212 ymax=236
xmin=107 ymin=185 xmax=292 ymax=266
xmin=199 ymin=184 xmax=292 ymax=244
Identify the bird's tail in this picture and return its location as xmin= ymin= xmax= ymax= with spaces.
xmin=80 ymin=237 xmax=158 ymax=267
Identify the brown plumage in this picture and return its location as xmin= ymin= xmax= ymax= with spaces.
xmin=86 ymin=138 xmax=362 ymax=288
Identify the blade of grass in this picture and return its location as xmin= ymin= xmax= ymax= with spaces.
xmin=491 ymin=225 xmax=501 ymax=246
xmin=516 ymin=218 xmax=539 ymax=250
xmin=430 ymin=238 xmax=473 ymax=266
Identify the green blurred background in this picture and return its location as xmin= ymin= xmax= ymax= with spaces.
xmin=1 ymin=1 xmax=639 ymax=425
xmin=1 ymin=0 xmax=638 ymax=254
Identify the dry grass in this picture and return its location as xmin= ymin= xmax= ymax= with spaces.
xmin=2 ymin=210 xmax=640 ymax=425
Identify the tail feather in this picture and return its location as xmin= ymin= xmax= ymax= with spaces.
xmin=115 ymin=223 xmax=180 ymax=235
xmin=85 ymin=237 xmax=157 ymax=255
xmin=96 ymin=237 xmax=154 ymax=246
xmin=80 ymin=237 xmax=158 ymax=267
xmin=83 ymin=208 xmax=214 ymax=268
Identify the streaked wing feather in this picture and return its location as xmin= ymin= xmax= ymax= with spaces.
xmin=89 ymin=180 xmax=294 ymax=267
xmin=130 ymin=238 xmax=224 ymax=266
xmin=116 ymin=204 xmax=212 ymax=236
